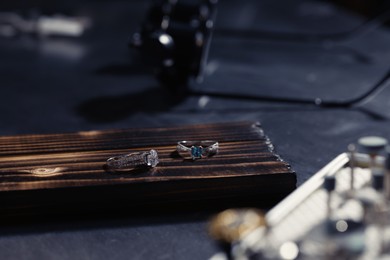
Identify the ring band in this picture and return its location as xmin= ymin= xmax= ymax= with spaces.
xmin=176 ymin=140 xmax=219 ymax=160
xmin=106 ymin=149 xmax=159 ymax=170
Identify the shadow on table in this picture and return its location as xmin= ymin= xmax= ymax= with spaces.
xmin=76 ymin=86 xmax=186 ymax=123
xmin=0 ymin=197 xmax=274 ymax=237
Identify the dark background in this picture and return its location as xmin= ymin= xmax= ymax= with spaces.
xmin=1 ymin=0 xmax=390 ymax=259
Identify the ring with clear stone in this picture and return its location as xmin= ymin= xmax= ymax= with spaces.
xmin=106 ymin=149 xmax=159 ymax=170
xmin=176 ymin=140 xmax=219 ymax=160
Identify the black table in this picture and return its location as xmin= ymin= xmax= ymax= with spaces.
xmin=1 ymin=0 xmax=390 ymax=259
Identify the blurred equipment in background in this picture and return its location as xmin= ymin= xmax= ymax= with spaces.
xmin=0 ymin=12 xmax=90 ymax=38
xmin=130 ymin=0 xmax=218 ymax=92
xmin=210 ymin=137 xmax=390 ymax=260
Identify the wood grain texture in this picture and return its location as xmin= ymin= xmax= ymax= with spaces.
xmin=0 ymin=121 xmax=296 ymax=217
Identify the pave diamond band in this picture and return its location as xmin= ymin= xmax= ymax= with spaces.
xmin=106 ymin=149 xmax=159 ymax=170
xmin=177 ymin=140 xmax=219 ymax=160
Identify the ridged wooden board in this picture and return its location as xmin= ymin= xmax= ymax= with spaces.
xmin=0 ymin=121 xmax=296 ymax=218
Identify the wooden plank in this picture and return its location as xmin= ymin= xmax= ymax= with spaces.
xmin=0 ymin=121 xmax=296 ymax=218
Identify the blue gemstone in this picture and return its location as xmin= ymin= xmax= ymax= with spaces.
xmin=191 ymin=146 xmax=203 ymax=159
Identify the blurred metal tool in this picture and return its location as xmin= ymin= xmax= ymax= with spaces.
xmin=209 ymin=139 xmax=390 ymax=259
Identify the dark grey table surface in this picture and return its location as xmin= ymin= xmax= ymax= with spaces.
xmin=1 ymin=0 xmax=390 ymax=259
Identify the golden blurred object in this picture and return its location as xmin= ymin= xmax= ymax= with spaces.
xmin=209 ymin=208 xmax=266 ymax=243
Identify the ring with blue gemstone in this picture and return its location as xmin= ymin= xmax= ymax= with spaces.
xmin=176 ymin=141 xmax=219 ymax=160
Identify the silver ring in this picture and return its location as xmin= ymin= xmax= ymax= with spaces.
xmin=176 ymin=140 xmax=219 ymax=160
xmin=106 ymin=149 xmax=159 ymax=170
